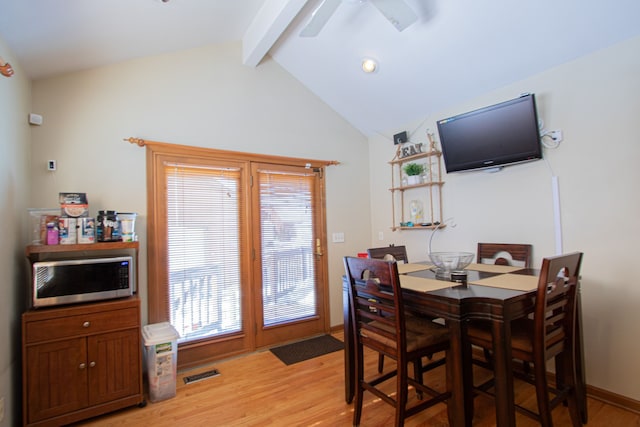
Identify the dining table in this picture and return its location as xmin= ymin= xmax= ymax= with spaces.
xmin=342 ymin=261 xmax=587 ymax=427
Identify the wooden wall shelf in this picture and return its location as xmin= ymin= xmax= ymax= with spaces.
xmin=389 ymin=138 xmax=445 ymax=231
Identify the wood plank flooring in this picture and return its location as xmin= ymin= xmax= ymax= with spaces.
xmin=75 ymin=332 xmax=640 ymax=426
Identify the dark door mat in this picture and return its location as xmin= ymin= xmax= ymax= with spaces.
xmin=183 ymin=369 xmax=220 ymax=384
xmin=270 ymin=335 xmax=344 ymax=365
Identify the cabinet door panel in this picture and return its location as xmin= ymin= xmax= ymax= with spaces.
xmin=26 ymin=337 xmax=88 ymax=423
xmin=88 ymin=329 xmax=141 ymax=406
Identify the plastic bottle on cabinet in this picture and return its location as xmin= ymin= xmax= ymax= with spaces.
xmin=46 ymin=222 xmax=59 ymax=245
xmin=97 ymin=210 xmax=121 ymax=242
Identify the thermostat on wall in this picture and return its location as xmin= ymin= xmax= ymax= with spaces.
xmin=29 ymin=113 xmax=43 ymax=126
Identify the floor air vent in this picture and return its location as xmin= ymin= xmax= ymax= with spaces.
xmin=183 ymin=369 xmax=220 ymax=385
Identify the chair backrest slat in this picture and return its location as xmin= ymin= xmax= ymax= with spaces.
xmin=534 ymin=252 xmax=583 ymax=360
xmin=367 ymin=245 xmax=409 ymax=263
xmin=477 ymin=243 xmax=532 ymax=268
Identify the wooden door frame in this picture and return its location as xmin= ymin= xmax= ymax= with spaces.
xmin=139 ymin=138 xmax=336 ymax=368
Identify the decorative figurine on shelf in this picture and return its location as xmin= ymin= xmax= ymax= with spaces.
xmin=409 ymin=200 xmax=423 ymax=223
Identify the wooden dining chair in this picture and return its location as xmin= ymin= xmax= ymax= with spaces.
xmin=467 ymin=252 xmax=584 ymax=427
xmin=367 ymin=244 xmax=410 ymax=373
xmin=477 ymin=242 xmax=532 ymax=268
xmin=367 ymin=245 xmax=409 ymax=263
xmin=476 ymin=243 xmax=534 ymax=365
xmin=343 ymin=256 xmax=450 ymax=426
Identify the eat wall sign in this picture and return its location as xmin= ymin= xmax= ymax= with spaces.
xmin=399 ymin=143 xmax=425 ymax=158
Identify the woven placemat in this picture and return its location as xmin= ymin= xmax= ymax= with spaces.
xmin=399 ymin=275 xmax=451 ymax=292
xmin=466 ymin=263 xmax=523 ymax=274
xmin=469 ymin=273 xmax=539 ymax=291
xmin=397 ymin=263 xmax=433 ymax=274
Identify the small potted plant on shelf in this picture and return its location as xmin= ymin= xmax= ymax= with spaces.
xmin=403 ymin=163 xmax=425 ymax=185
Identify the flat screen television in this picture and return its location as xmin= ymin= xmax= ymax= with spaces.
xmin=436 ymin=93 xmax=542 ymax=173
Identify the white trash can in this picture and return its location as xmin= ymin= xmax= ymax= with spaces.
xmin=142 ymin=322 xmax=180 ymax=402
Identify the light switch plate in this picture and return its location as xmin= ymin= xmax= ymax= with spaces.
xmin=332 ymin=232 xmax=345 ymax=243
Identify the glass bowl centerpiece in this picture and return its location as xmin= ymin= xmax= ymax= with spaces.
xmin=428 ymin=251 xmax=474 ymax=278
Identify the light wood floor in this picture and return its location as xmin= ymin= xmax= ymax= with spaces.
xmin=76 ymin=332 xmax=640 ymax=426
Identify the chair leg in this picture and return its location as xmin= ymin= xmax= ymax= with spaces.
xmin=533 ymin=359 xmax=554 ymax=427
xmin=483 ymin=348 xmax=493 ymax=366
xmin=396 ymin=361 xmax=409 ymax=427
xmin=554 ymin=354 xmax=567 ymax=406
xmin=378 ymin=353 xmax=385 ymax=373
xmin=560 ymin=350 xmax=582 ymax=427
xmin=353 ymin=347 xmax=365 ymax=426
xmin=413 ymin=358 xmax=424 ymax=400
xmin=353 ymin=384 xmax=364 ymax=427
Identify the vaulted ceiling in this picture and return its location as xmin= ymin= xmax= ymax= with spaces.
xmin=1 ymin=0 xmax=639 ymax=136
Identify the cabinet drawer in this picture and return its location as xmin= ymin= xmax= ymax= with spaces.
xmin=25 ymin=307 xmax=139 ymax=344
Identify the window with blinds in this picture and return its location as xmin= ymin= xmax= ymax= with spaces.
xmin=258 ymin=168 xmax=317 ymax=327
xmin=165 ymin=162 xmax=244 ymax=343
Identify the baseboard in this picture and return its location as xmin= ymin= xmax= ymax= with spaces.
xmin=587 ymin=384 xmax=640 ymax=414
xmin=330 ymin=324 xmax=344 ymax=334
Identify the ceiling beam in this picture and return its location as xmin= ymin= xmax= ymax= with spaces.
xmin=243 ymin=0 xmax=309 ymax=67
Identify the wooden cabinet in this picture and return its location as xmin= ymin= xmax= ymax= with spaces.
xmin=22 ymin=298 xmax=144 ymax=426
xmin=389 ymin=136 xmax=445 ymax=231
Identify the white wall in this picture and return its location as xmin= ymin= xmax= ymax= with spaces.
xmin=369 ymin=35 xmax=640 ymax=400
xmin=29 ymin=42 xmax=370 ymax=331
xmin=0 ymin=38 xmax=32 ymax=427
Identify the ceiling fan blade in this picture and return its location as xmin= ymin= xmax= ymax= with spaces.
xmin=369 ymin=0 xmax=418 ymax=32
xmin=300 ymin=0 xmax=341 ymax=37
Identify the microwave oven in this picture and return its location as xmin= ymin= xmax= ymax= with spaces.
xmin=32 ymin=256 xmax=134 ymax=308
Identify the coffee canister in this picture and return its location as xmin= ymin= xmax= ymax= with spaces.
xmin=78 ymin=217 xmax=96 ymax=244
xmin=450 ymin=270 xmax=468 ymax=285
xmin=58 ymin=217 xmax=77 ymax=244
xmin=97 ymin=210 xmax=121 ymax=242
xmin=119 ymin=212 xmax=137 ymax=242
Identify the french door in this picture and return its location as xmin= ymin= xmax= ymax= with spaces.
xmin=146 ymin=142 xmax=329 ymax=368
xmin=251 ymin=163 xmax=328 ymax=348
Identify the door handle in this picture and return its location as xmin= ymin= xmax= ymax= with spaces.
xmin=315 ymin=238 xmax=323 ymax=256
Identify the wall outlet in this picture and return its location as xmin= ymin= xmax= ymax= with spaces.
xmin=378 ymin=231 xmax=384 ymax=241
xmin=47 ymin=160 xmax=57 ymax=171
xmin=549 ymin=130 xmax=563 ymax=142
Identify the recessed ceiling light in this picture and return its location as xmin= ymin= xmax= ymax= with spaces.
xmin=361 ymin=58 xmax=378 ymax=73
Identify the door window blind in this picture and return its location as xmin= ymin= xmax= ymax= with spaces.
xmin=258 ymin=169 xmax=317 ymax=326
xmin=165 ymin=162 xmax=243 ymax=343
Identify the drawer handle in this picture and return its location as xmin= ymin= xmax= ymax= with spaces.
xmin=82 ymin=321 xmax=91 ymax=328
xmin=89 ymin=361 xmax=96 ymax=368
xmin=79 ymin=363 xmax=86 ymax=370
